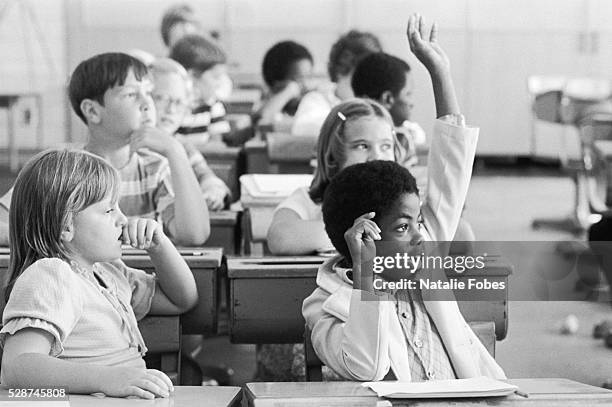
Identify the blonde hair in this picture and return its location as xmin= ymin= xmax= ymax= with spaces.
xmin=309 ymin=98 xmax=401 ymax=203
xmin=5 ymin=149 xmax=120 ymax=302
xmin=150 ymin=57 xmax=194 ymax=108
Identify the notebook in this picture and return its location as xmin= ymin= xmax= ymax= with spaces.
xmin=363 ymin=376 xmax=518 ymax=399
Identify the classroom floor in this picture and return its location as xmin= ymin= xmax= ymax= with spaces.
xmin=0 ymin=161 xmax=610 ymax=387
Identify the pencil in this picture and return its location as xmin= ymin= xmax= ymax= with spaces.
xmin=515 ymin=389 xmax=529 ymax=398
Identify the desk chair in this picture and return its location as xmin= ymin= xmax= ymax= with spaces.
xmin=304 ymin=321 xmax=496 ymax=381
xmin=530 ymin=76 xmax=612 ymax=234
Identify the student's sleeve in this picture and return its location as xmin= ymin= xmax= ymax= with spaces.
xmin=111 ymin=260 xmax=156 ymax=321
xmin=274 ymin=187 xmax=319 ymax=220
xmin=302 ymin=287 xmax=394 ymax=381
xmin=291 ymin=91 xmax=332 ymax=136
xmin=0 ymin=259 xmax=83 ymax=356
xmin=184 ymin=143 xmax=231 ymax=198
xmin=421 ymin=117 xmax=478 ymax=241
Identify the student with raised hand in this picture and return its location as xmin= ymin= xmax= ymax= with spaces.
xmin=351 ymin=51 xmax=477 ymax=247
xmin=150 ymin=57 xmax=231 ymax=210
xmin=0 ymin=53 xmax=209 ymax=246
xmin=291 ymin=30 xmax=382 ymax=136
xmin=301 ymin=14 xmax=504 ymax=381
xmin=0 ymin=149 xmax=197 ymax=398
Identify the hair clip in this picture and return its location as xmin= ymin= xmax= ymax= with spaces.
xmin=337 ymin=112 xmax=346 ymax=121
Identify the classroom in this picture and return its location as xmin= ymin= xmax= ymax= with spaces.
xmin=0 ymin=0 xmax=611 ymax=405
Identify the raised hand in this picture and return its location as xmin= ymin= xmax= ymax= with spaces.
xmin=101 ymin=367 xmax=174 ymax=399
xmin=406 ymin=13 xmax=450 ymax=75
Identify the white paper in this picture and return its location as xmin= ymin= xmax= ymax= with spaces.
xmin=362 ymin=376 xmax=518 ymax=399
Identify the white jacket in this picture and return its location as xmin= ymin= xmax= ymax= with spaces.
xmin=302 ymin=118 xmax=507 ymax=381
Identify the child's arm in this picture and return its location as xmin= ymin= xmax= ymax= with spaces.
xmin=256 ymin=81 xmax=302 ymax=125
xmin=267 ymin=209 xmax=330 ymax=255
xmin=0 ymin=206 xmax=8 ymax=246
xmin=131 ymin=127 xmax=210 ymax=245
xmin=408 ymin=14 xmax=478 ymax=242
xmin=2 ymin=328 xmax=173 ymax=399
xmin=407 ymin=14 xmax=459 ymax=118
xmin=122 ymin=218 xmax=198 ymax=314
xmin=303 ymin=213 xmax=395 ymax=381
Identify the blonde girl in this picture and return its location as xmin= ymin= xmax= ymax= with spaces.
xmin=267 ymin=98 xmax=402 ymax=255
xmin=1 ymin=149 xmax=197 ymax=399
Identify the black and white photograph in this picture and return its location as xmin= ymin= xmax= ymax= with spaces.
xmin=0 ymin=0 xmax=611 ymax=405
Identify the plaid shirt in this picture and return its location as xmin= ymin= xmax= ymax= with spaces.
xmin=395 ymin=288 xmax=456 ymax=381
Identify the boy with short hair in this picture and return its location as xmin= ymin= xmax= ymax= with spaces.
xmin=0 ymin=52 xmax=209 ymax=246
xmin=170 ymin=34 xmax=232 ymax=145
xmin=351 ymin=51 xmax=425 ymax=167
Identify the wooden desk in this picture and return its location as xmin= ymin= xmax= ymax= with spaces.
xmin=208 ymin=210 xmax=241 ymax=255
xmin=228 ymin=256 xmax=324 ymax=343
xmin=0 ymin=386 xmax=242 ymax=407
xmin=121 ymin=248 xmax=224 ymax=336
xmin=228 ymin=256 xmax=511 ymax=344
xmin=198 ymin=143 xmax=245 ymax=201
xmin=245 ymin=379 xmax=612 ymax=406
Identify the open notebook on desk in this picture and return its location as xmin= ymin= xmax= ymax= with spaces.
xmin=363 ymin=376 xmax=518 ymax=399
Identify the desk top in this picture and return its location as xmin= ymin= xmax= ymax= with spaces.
xmin=227 ymin=256 xmax=512 ymax=278
xmin=0 ymin=386 xmax=241 ymax=407
xmin=0 ymin=247 xmax=224 ymax=268
xmin=210 ymin=210 xmax=240 ymax=226
xmin=246 ymin=379 xmax=612 ymax=406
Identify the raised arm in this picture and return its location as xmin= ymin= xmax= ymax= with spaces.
xmin=407 ymin=14 xmax=460 ymax=118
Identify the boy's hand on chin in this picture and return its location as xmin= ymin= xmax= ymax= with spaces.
xmin=130 ymin=126 xmax=181 ymax=157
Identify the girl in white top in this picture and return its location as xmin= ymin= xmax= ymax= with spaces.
xmin=0 ymin=149 xmax=198 ymax=399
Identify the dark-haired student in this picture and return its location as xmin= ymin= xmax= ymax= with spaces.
xmin=302 ymin=14 xmax=506 ymax=381
xmin=351 ymin=51 xmax=476 ymax=247
xmin=254 ymin=40 xmax=314 ymax=128
xmin=291 ymin=30 xmax=382 ymax=136
xmin=0 ymin=53 xmax=209 ymax=246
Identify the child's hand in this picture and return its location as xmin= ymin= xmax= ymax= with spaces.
xmin=130 ymin=126 xmax=181 ymax=157
xmin=406 ymin=13 xmax=450 ymax=75
xmin=101 ymin=367 xmax=173 ymax=399
xmin=122 ymin=218 xmax=166 ymax=251
xmin=344 ymin=212 xmax=381 ymax=291
xmin=273 ymin=80 xmax=302 ymax=99
xmin=203 ymin=187 xmax=227 ymax=211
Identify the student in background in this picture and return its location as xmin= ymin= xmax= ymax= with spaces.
xmin=351 ymin=52 xmax=476 ymax=247
xmin=267 ymin=98 xmax=395 ymax=255
xmin=0 ymin=53 xmax=209 ymax=246
xmin=170 ymin=34 xmax=232 ymax=145
xmin=291 ymin=30 xmax=382 ymax=136
xmin=255 ymin=41 xmax=314 ymax=128
xmin=160 ymin=3 xmax=203 ymax=51
xmin=303 ymin=15 xmax=505 ymax=381
xmin=150 ymin=58 xmax=231 ymax=210
xmin=1 ymin=149 xmax=197 ymax=398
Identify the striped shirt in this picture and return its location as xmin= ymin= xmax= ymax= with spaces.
xmin=178 ymin=100 xmax=231 ymax=144
xmin=118 ymin=150 xmax=175 ymax=234
xmin=0 ymin=150 xmax=176 ymax=237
